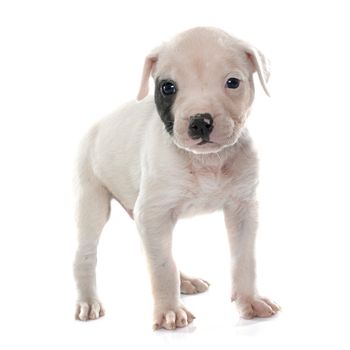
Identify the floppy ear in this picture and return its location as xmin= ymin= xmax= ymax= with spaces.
xmin=136 ymin=49 xmax=159 ymax=101
xmin=245 ymin=46 xmax=271 ymax=97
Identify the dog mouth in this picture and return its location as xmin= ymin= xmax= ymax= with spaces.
xmin=197 ymin=139 xmax=214 ymax=145
xmin=173 ymin=130 xmax=237 ymax=154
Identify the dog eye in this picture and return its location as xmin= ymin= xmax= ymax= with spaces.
xmin=226 ymin=77 xmax=240 ymax=89
xmin=161 ymin=81 xmax=177 ymax=96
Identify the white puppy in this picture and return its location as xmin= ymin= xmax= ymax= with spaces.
xmin=73 ymin=27 xmax=280 ymax=330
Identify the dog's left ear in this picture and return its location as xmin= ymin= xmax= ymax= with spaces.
xmin=244 ymin=46 xmax=271 ymax=97
xmin=136 ymin=48 xmax=160 ymax=101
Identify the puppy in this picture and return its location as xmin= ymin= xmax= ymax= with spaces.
xmin=73 ymin=27 xmax=280 ymax=330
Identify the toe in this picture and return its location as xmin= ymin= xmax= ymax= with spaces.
xmin=99 ymin=306 xmax=106 ymax=317
xmin=164 ymin=311 xmax=176 ymax=330
xmin=236 ymin=297 xmax=254 ymax=319
xmin=175 ymin=309 xmax=188 ymax=328
xmin=261 ymin=297 xmax=281 ymax=312
xmin=153 ymin=312 xmax=164 ymax=331
xmin=78 ymin=302 xmax=89 ymax=321
xmin=89 ymin=302 xmax=101 ymax=320
xmin=152 ymin=322 xmax=161 ymax=331
xmin=181 ymin=280 xmax=197 ymax=294
xmin=252 ymin=299 xmax=274 ymax=317
xmin=238 ymin=303 xmax=255 ymax=319
xmin=185 ymin=309 xmax=196 ymax=323
xmin=192 ymin=279 xmax=209 ymax=293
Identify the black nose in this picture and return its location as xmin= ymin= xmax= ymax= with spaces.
xmin=188 ymin=113 xmax=214 ymax=141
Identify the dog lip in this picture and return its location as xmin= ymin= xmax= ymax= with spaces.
xmin=197 ymin=140 xmax=214 ymax=145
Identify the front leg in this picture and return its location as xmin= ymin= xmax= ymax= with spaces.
xmin=224 ymin=199 xmax=280 ymax=319
xmin=134 ymin=202 xmax=194 ymax=330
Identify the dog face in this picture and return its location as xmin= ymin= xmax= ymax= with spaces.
xmin=137 ymin=27 xmax=270 ymax=154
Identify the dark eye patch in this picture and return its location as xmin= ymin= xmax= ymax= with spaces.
xmin=154 ymin=78 xmax=177 ymax=135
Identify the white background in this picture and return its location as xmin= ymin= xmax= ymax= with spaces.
xmin=1 ymin=0 xmax=350 ymax=349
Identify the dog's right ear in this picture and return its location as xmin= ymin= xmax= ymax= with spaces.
xmin=136 ymin=48 xmax=160 ymax=101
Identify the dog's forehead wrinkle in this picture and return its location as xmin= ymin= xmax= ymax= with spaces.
xmin=158 ymin=52 xmax=249 ymax=88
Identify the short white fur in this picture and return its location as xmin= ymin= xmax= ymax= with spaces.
xmin=73 ymin=27 xmax=280 ymax=329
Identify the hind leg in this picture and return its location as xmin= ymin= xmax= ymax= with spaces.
xmin=73 ymin=180 xmax=111 ymax=321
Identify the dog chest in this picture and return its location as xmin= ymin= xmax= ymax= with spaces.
xmin=175 ymin=150 xmax=258 ymax=218
xmin=177 ymin=165 xmax=235 ymax=217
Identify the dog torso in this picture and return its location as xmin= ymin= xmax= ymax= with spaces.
xmin=84 ymin=96 xmax=258 ymax=220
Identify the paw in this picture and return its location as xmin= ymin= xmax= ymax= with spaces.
xmin=180 ymin=273 xmax=210 ymax=294
xmin=235 ymin=296 xmax=281 ymax=319
xmin=75 ymin=300 xmax=105 ymax=321
xmin=153 ymin=305 xmax=195 ymax=330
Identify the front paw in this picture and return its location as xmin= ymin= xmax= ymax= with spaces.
xmin=75 ymin=299 xmax=105 ymax=321
xmin=153 ymin=304 xmax=195 ymax=330
xmin=234 ymin=296 xmax=281 ymax=319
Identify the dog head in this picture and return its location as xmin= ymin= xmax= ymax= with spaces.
xmin=137 ymin=27 xmax=270 ymax=154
